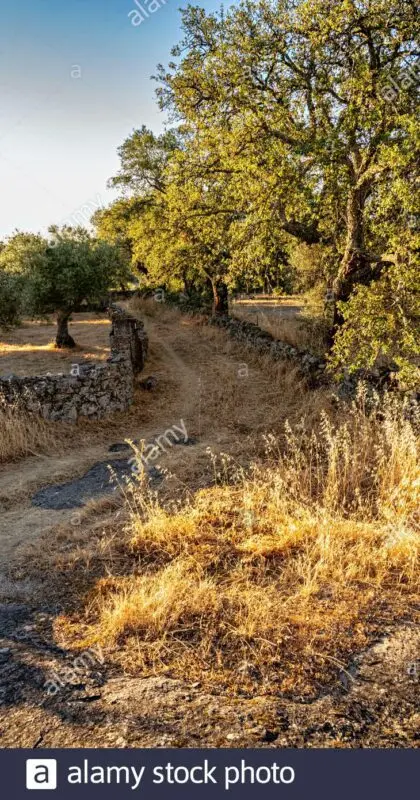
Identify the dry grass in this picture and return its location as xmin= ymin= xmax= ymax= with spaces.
xmin=129 ymin=296 xmax=184 ymax=324
xmin=4 ymin=300 xmax=417 ymax=699
xmin=232 ymin=303 xmax=329 ymax=356
xmin=64 ymin=390 xmax=419 ymax=697
xmin=234 ymin=295 xmax=304 ymax=305
xmin=0 ymin=309 xmax=170 ymax=467
xmin=0 ymin=313 xmax=111 ymax=377
xmin=0 ymin=404 xmax=60 ymax=463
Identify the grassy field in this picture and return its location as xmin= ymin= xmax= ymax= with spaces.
xmin=0 ymin=313 xmax=111 ymax=377
xmin=57 ymin=387 xmax=419 ymax=698
xmin=0 ymin=314 xmax=112 ymax=464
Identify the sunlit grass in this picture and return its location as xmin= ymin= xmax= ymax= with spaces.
xmin=72 ymin=390 xmax=419 ymax=696
xmin=0 ymin=404 xmax=59 ymax=463
xmin=0 ymin=342 xmax=61 ymax=354
xmin=0 ymin=312 xmax=111 ymax=376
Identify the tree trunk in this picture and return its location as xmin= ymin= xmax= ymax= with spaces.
xmin=56 ymin=310 xmax=76 ymax=348
xmin=182 ymin=275 xmax=195 ymax=296
xmin=211 ymin=279 xmax=229 ymax=316
xmin=331 ymin=186 xmax=369 ymax=333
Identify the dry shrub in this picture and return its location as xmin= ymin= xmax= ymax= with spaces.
xmin=0 ymin=404 xmax=59 ymax=463
xmin=79 ymin=390 xmax=419 ymax=696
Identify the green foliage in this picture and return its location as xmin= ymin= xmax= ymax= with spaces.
xmin=153 ymin=0 xmax=418 ymax=370
xmin=0 ymin=231 xmax=46 ymax=329
xmin=229 ymin=214 xmax=295 ymax=293
xmin=100 ymin=0 xmax=418 ymax=377
xmin=0 ymin=227 xmax=130 ymax=337
xmin=92 ymin=197 xmax=149 ymax=274
xmin=109 ymin=126 xmax=181 ymax=196
xmin=289 ymin=244 xmax=325 ymax=294
xmin=24 ymin=226 xmax=130 ymax=317
xmin=103 ymin=136 xmax=235 ymax=307
xmin=0 ymin=271 xmax=23 ymax=328
xmin=0 ymin=232 xmax=47 ymax=275
xmin=331 ymin=110 xmax=420 ymax=384
xmin=331 ymin=257 xmax=420 ymax=388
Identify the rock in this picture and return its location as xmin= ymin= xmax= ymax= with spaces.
xmin=208 ymin=314 xmax=327 ymax=383
xmin=66 ymin=406 xmax=78 ymax=423
xmin=139 ymin=375 xmax=158 ymax=391
xmin=31 ymin=460 xmax=163 ymax=510
xmin=261 ymin=729 xmax=279 ymax=742
xmin=109 ymin=307 xmax=148 ymax=373
xmin=108 ymin=442 xmax=135 ymax=453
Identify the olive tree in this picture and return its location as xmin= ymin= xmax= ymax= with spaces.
xmin=0 ymin=271 xmax=23 ymax=329
xmin=1 ymin=227 xmax=130 ymax=348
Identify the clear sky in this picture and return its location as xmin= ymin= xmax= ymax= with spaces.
xmin=0 ymin=0 xmax=225 ymax=238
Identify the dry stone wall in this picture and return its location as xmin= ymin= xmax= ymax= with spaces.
xmin=0 ymin=307 xmax=148 ymax=423
xmin=0 ymin=356 xmax=133 ymax=423
xmin=208 ymin=315 xmax=419 ymax=402
xmin=208 ymin=315 xmax=327 ymax=385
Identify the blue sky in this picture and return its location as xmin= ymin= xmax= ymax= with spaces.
xmin=0 ymin=0 xmax=225 ymax=238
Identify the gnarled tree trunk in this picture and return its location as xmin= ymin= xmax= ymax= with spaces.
xmin=56 ymin=310 xmax=76 ymax=349
xmin=211 ymin=279 xmax=229 ymax=316
xmin=331 ymin=185 xmax=369 ymax=334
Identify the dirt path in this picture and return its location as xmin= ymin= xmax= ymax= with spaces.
xmin=0 ymin=316 xmax=203 ymax=565
xmin=0 ymin=310 xmax=288 ymax=565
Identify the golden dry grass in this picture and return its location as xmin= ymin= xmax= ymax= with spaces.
xmin=3 ymin=300 xmax=418 ymax=699
xmin=0 ymin=404 xmax=60 ymax=463
xmin=0 ymin=309 xmax=168 ymax=466
xmin=234 ymin=295 xmax=303 ymax=306
xmin=129 ymin=296 xmax=184 ymax=324
xmin=65 ymin=390 xmax=419 ymax=697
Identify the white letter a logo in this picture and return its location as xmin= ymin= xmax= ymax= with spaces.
xmin=26 ymin=759 xmax=57 ymax=790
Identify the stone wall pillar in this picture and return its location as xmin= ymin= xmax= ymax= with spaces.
xmin=109 ymin=306 xmax=148 ymax=374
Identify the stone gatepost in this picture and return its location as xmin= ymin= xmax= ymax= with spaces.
xmin=109 ymin=306 xmax=148 ymax=374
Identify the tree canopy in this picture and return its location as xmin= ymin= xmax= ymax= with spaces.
xmin=94 ymin=0 xmax=419 ymax=382
xmin=0 ymin=227 xmax=130 ymax=347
